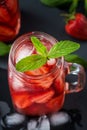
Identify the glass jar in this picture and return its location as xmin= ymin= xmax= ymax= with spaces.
xmin=8 ymin=31 xmax=86 ymax=116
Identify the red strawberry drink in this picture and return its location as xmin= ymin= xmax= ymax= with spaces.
xmin=0 ymin=0 xmax=20 ymax=42
xmin=8 ymin=32 xmax=71 ymax=116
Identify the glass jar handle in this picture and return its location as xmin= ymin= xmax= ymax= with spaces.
xmin=65 ymin=63 xmax=86 ymax=93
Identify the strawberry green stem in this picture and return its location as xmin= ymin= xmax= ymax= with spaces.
xmin=61 ymin=12 xmax=75 ymax=23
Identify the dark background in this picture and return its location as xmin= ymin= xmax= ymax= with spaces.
xmin=0 ymin=0 xmax=87 ymax=130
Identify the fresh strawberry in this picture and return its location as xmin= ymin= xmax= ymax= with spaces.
xmin=65 ymin=13 xmax=87 ymax=40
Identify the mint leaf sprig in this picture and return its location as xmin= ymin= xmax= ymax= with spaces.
xmin=31 ymin=37 xmax=48 ymax=57
xmin=16 ymin=36 xmax=81 ymax=72
xmin=0 ymin=42 xmax=11 ymax=56
xmin=65 ymin=54 xmax=87 ymax=68
xmin=16 ymin=54 xmax=47 ymax=72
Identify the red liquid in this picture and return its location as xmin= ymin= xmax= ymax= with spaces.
xmin=0 ymin=0 xmax=20 ymax=42
xmin=8 ymin=34 xmax=67 ymax=116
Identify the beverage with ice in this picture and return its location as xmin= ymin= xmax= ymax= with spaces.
xmin=0 ymin=0 xmax=20 ymax=42
xmin=8 ymin=32 xmax=86 ymax=116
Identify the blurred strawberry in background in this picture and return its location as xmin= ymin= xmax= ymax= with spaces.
xmin=65 ymin=13 xmax=87 ymax=40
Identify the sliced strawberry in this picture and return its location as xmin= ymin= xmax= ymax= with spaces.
xmin=0 ymin=6 xmax=11 ymax=22
xmin=12 ymin=92 xmax=32 ymax=109
xmin=18 ymin=103 xmax=47 ymax=116
xmin=0 ymin=24 xmax=18 ymax=41
xmin=25 ymin=74 xmax=53 ymax=89
xmin=31 ymin=89 xmax=54 ymax=103
xmin=54 ymin=77 xmax=64 ymax=94
xmin=25 ymin=64 xmax=50 ymax=76
xmin=0 ymin=20 xmax=20 ymax=42
xmin=0 ymin=25 xmax=15 ymax=36
xmin=46 ymin=93 xmax=64 ymax=112
xmin=6 ymin=0 xmax=18 ymax=14
xmin=54 ymin=70 xmax=65 ymax=94
xmin=12 ymin=89 xmax=54 ymax=110
xmin=9 ymin=12 xmax=20 ymax=27
xmin=25 ymin=69 xmax=43 ymax=76
xmin=25 ymin=65 xmax=54 ymax=89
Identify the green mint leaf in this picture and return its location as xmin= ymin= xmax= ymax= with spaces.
xmin=48 ymin=40 xmax=80 ymax=58
xmin=31 ymin=36 xmax=48 ymax=57
xmin=65 ymin=54 xmax=87 ymax=68
xmin=40 ymin=0 xmax=72 ymax=7
xmin=16 ymin=54 xmax=47 ymax=72
xmin=15 ymin=37 xmax=81 ymax=72
xmin=0 ymin=42 xmax=11 ymax=56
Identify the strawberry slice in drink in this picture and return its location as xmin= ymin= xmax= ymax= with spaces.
xmin=31 ymin=89 xmax=54 ymax=103
xmin=13 ymin=89 xmax=54 ymax=109
xmin=25 ymin=59 xmax=56 ymax=89
xmin=46 ymin=93 xmax=65 ymax=113
xmin=25 ymin=65 xmax=49 ymax=76
xmin=54 ymin=67 xmax=65 ymax=94
xmin=25 ymin=65 xmax=54 ymax=89
xmin=13 ymin=92 xmax=32 ymax=109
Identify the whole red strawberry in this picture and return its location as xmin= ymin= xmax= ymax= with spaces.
xmin=65 ymin=13 xmax=87 ymax=40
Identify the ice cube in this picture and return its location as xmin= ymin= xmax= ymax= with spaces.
xmin=47 ymin=58 xmax=56 ymax=66
xmin=27 ymin=115 xmax=50 ymax=130
xmin=49 ymin=111 xmax=70 ymax=126
xmin=12 ymin=77 xmax=24 ymax=91
xmin=20 ymin=127 xmax=27 ymax=130
xmin=1 ymin=112 xmax=26 ymax=128
xmin=15 ymin=44 xmax=34 ymax=63
xmin=27 ymin=119 xmax=37 ymax=130
xmin=37 ymin=115 xmax=50 ymax=130
xmin=0 ymin=101 xmax=10 ymax=117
